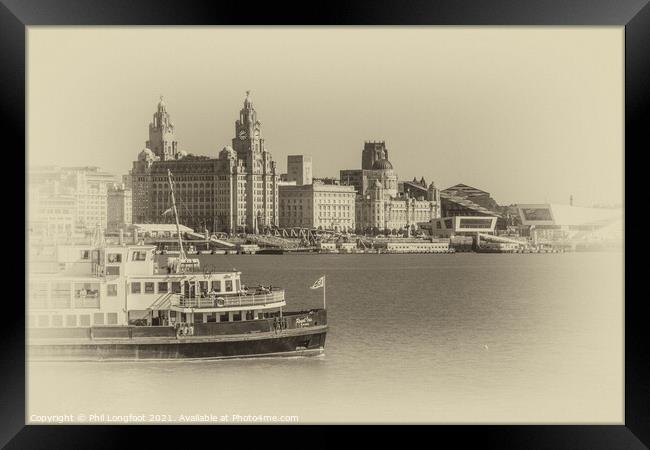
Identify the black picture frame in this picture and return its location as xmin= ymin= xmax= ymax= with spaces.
xmin=2 ymin=0 xmax=646 ymax=448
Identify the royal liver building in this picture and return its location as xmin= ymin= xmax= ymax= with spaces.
xmin=131 ymin=92 xmax=279 ymax=233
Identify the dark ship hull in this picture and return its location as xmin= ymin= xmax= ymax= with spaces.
xmin=255 ymin=248 xmax=284 ymax=255
xmin=29 ymin=310 xmax=327 ymax=361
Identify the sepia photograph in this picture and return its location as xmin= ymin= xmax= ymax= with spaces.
xmin=1 ymin=0 xmax=647 ymax=443
xmin=22 ymin=25 xmax=626 ymax=426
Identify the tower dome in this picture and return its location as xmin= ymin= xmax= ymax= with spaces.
xmin=372 ymin=158 xmax=394 ymax=170
xmin=138 ymin=147 xmax=157 ymax=161
xmin=219 ymin=145 xmax=236 ymax=159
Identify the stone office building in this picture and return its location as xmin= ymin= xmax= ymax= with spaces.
xmin=28 ymin=165 xmax=117 ymax=236
xmin=131 ymin=93 xmax=280 ymax=233
xmin=107 ymin=183 xmax=133 ymax=232
xmin=279 ymin=181 xmax=356 ymax=231
xmin=287 ymin=155 xmax=312 ymax=186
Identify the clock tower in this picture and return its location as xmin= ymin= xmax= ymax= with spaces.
xmin=228 ymin=91 xmax=279 ymax=232
xmin=232 ymin=90 xmax=263 ymax=159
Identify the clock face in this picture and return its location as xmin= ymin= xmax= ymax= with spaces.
xmin=238 ymin=130 xmax=247 ymax=140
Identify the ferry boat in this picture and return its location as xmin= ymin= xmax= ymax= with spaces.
xmin=27 ymin=170 xmax=327 ymax=361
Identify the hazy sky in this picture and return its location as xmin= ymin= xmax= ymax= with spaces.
xmin=28 ymin=27 xmax=623 ymax=206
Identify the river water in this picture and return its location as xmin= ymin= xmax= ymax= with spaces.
xmin=28 ymin=252 xmax=623 ymax=424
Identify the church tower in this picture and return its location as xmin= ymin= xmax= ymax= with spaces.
xmin=146 ymin=96 xmax=178 ymax=161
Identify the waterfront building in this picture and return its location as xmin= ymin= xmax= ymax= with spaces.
xmin=28 ymin=166 xmax=117 ymax=236
xmin=438 ymin=190 xmax=509 ymax=230
xmin=287 ymin=155 xmax=312 ymax=186
xmin=340 ymin=141 xmax=441 ymax=234
xmin=131 ymin=93 xmax=280 ymax=233
xmin=514 ymin=203 xmax=622 ymax=243
xmin=442 ymin=183 xmax=502 ymax=214
xmin=406 ymin=181 xmax=507 ymax=228
xmin=356 ymin=180 xmax=439 ymax=234
xmin=107 ymin=183 xmax=133 ymax=232
xmin=400 ymin=177 xmax=433 ymax=198
xmin=68 ymin=167 xmax=117 ymax=233
xmin=279 ymin=181 xmax=356 ymax=231
xmin=440 ymin=192 xmax=499 ymax=218
xmin=28 ymin=187 xmax=76 ymax=237
xmin=420 ymin=216 xmax=498 ymax=237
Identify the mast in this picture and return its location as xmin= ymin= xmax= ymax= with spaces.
xmin=167 ymin=169 xmax=186 ymax=260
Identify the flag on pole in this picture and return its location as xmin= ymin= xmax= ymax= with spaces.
xmin=310 ymin=276 xmax=325 ymax=290
xmin=162 ymin=207 xmax=173 ymax=216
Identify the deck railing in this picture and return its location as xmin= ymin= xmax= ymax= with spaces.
xmin=171 ymin=290 xmax=285 ymax=309
xmin=73 ymin=297 xmax=101 ymax=309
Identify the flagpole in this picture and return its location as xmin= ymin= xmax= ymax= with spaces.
xmin=323 ymin=276 xmax=326 ymax=310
